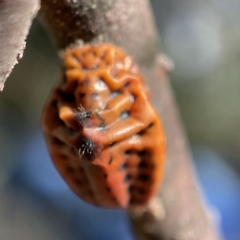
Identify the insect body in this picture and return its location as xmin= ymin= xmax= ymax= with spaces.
xmin=42 ymin=43 xmax=165 ymax=208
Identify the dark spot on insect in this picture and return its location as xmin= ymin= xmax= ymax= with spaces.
xmin=91 ymin=93 xmax=98 ymax=99
xmin=52 ymin=137 xmax=64 ymax=146
xmin=138 ymin=161 xmax=148 ymax=168
xmin=119 ymin=110 xmax=129 ymax=120
xmin=147 ymin=123 xmax=154 ymax=129
xmin=106 ymin=187 xmax=111 ymax=192
xmin=79 ymin=167 xmax=83 ymax=172
xmin=63 ymin=92 xmax=76 ymax=102
xmin=80 ymin=93 xmax=85 ymax=98
xmin=109 ymin=142 xmax=116 ymax=147
xmin=118 ymin=162 xmax=128 ymax=171
xmin=74 ymin=179 xmax=82 ymax=185
xmin=137 ymin=123 xmax=154 ymax=135
xmin=103 ymin=174 xmax=108 ymax=178
xmin=124 ymin=82 xmax=130 ymax=88
xmin=88 ymin=190 xmax=94 ymax=196
xmin=66 ymin=166 xmax=74 ymax=173
xmin=98 ymin=123 xmax=107 ymax=131
xmin=138 ymin=150 xmax=148 ymax=157
xmin=137 ymin=129 xmax=145 ymax=136
xmin=138 ymin=174 xmax=150 ymax=182
xmin=124 ymin=174 xmax=132 ymax=182
xmin=69 ymin=147 xmax=76 ymax=155
xmin=129 ymin=198 xmax=135 ymax=204
xmin=138 ymin=188 xmax=145 ymax=195
xmin=108 ymin=156 xmax=113 ymax=165
xmin=62 ymin=75 xmax=68 ymax=83
xmin=51 ymin=100 xmax=57 ymax=107
xmin=125 ymin=150 xmax=135 ymax=154
xmin=59 ymin=154 xmax=68 ymax=160
xmin=128 ymin=186 xmax=135 ymax=193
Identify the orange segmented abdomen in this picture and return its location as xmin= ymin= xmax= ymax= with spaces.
xmin=42 ymin=43 xmax=165 ymax=208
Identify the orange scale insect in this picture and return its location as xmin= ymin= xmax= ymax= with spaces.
xmin=41 ymin=43 xmax=166 ymax=208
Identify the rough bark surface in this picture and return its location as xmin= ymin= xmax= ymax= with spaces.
xmin=130 ymin=60 xmax=220 ymax=240
xmin=39 ymin=0 xmax=221 ymax=239
xmin=0 ymin=0 xmax=40 ymax=91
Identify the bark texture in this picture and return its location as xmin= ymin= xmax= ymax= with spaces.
xmin=39 ymin=0 xmax=221 ymax=239
xmin=0 ymin=0 xmax=40 ymax=91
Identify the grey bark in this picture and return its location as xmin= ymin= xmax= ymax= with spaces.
xmin=0 ymin=0 xmax=39 ymax=91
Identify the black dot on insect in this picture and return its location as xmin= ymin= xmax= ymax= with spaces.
xmin=124 ymin=174 xmax=132 ymax=182
xmin=69 ymin=147 xmax=76 ymax=155
xmin=109 ymin=142 xmax=116 ymax=147
xmin=51 ymin=100 xmax=57 ymax=107
xmin=52 ymin=137 xmax=64 ymax=146
xmin=91 ymin=93 xmax=98 ymax=99
xmin=106 ymin=187 xmax=111 ymax=192
xmin=66 ymin=166 xmax=74 ymax=173
xmin=138 ymin=174 xmax=150 ymax=182
xmin=108 ymin=156 xmax=113 ymax=165
xmin=138 ymin=150 xmax=148 ymax=157
xmin=138 ymin=188 xmax=145 ymax=195
xmin=103 ymin=174 xmax=108 ymax=178
xmin=80 ymin=93 xmax=86 ymax=98
xmin=128 ymin=185 xmax=135 ymax=193
xmin=147 ymin=123 xmax=154 ymax=129
xmin=129 ymin=198 xmax=135 ymax=204
xmin=59 ymin=154 xmax=68 ymax=160
xmin=125 ymin=150 xmax=134 ymax=154
xmin=119 ymin=111 xmax=129 ymax=120
xmin=88 ymin=190 xmax=94 ymax=196
xmin=124 ymin=82 xmax=130 ymax=88
xmin=74 ymin=179 xmax=82 ymax=185
xmin=64 ymin=93 xmax=75 ymax=102
xmin=118 ymin=162 xmax=128 ymax=171
xmin=137 ymin=123 xmax=154 ymax=135
xmin=138 ymin=161 xmax=148 ymax=168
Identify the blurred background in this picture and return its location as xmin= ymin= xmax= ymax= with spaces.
xmin=0 ymin=0 xmax=240 ymax=239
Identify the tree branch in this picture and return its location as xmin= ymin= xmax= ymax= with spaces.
xmin=39 ymin=0 xmax=221 ymax=239
xmin=0 ymin=0 xmax=40 ymax=91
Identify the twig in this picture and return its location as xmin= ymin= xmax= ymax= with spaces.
xmin=39 ymin=0 xmax=221 ymax=239
xmin=0 ymin=0 xmax=40 ymax=91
